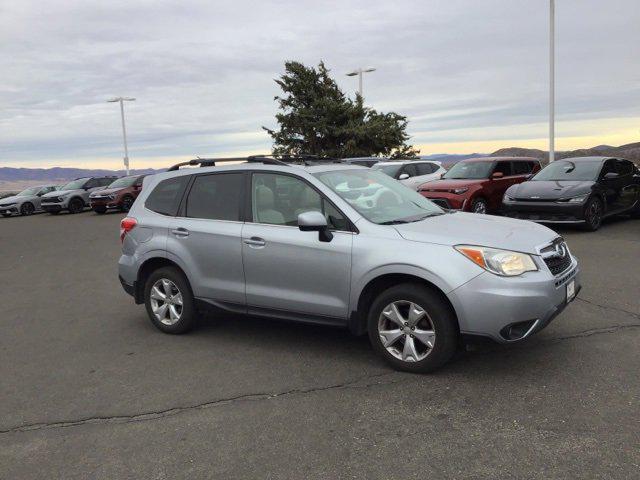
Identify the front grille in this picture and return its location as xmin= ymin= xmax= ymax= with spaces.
xmin=42 ymin=197 xmax=60 ymax=203
xmin=542 ymin=240 xmax=572 ymax=276
xmin=431 ymin=199 xmax=450 ymax=209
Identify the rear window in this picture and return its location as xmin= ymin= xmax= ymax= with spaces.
xmin=145 ymin=176 xmax=190 ymax=216
xmin=512 ymin=161 xmax=534 ymax=175
xmin=185 ymin=173 xmax=243 ymax=221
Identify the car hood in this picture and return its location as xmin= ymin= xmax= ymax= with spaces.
xmin=392 ymin=212 xmax=557 ymax=254
xmin=418 ymin=178 xmax=484 ymax=191
xmin=91 ymin=187 xmax=122 ymax=196
xmin=43 ymin=189 xmax=81 ymax=198
xmin=0 ymin=195 xmax=21 ymax=204
xmin=509 ymin=180 xmax=594 ymax=200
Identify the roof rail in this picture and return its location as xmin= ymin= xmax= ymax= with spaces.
xmin=167 ymin=154 xmax=342 ymax=171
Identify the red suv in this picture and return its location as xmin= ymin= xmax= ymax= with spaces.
xmin=89 ymin=174 xmax=146 ymax=214
xmin=418 ymin=157 xmax=541 ymax=214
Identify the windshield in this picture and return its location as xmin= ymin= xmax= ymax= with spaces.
xmin=108 ymin=176 xmax=137 ymax=188
xmin=18 ymin=186 xmax=42 ymax=196
xmin=314 ymin=169 xmax=443 ymax=225
xmin=532 ymin=160 xmax=601 ymax=181
xmin=61 ymin=178 xmax=90 ymax=190
xmin=372 ymin=164 xmax=402 ymax=177
xmin=443 ymin=161 xmax=493 ymax=179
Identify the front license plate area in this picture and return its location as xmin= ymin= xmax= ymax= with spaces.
xmin=566 ymin=280 xmax=576 ymax=303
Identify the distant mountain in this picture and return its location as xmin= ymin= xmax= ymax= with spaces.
xmin=491 ymin=142 xmax=640 ymax=165
xmin=0 ymin=167 xmax=161 ymax=183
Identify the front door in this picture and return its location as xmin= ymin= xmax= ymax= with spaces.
xmin=242 ymin=172 xmax=353 ymax=319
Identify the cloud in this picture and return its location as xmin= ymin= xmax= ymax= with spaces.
xmin=1 ymin=0 xmax=639 ymax=167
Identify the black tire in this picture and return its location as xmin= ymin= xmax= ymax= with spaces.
xmin=144 ymin=266 xmax=196 ymax=334
xmin=20 ymin=202 xmax=35 ymax=216
xmin=471 ymin=197 xmax=488 ymax=214
xmin=93 ymin=207 xmax=107 ymax=214
xmin=68 ymin=198 xmax=84 ymax=214
xmin=582 ymin=197 xmax=603 ymax=231
xmin=367 ymin=283 xmax=458 ymax=373
xmin=120 ymin=195 xmax=134 ymax=212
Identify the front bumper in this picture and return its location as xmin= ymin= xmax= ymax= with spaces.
xmin=41 ymin=202 xmax=65 ymax=213
xmin=502 ymin=200 xmax=586 ymax=223
xmin=447 ymin=257 xmax=581 ymax=343
xmin=0 ymin=205 xmax=18 ymax=215
xmin=90 ymin=197 xmax=121 ymax=210
xmin=419 ymin=192 xmax=468 ymax=211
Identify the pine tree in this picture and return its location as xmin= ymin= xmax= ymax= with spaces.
xmin=263 ymin=61 xmax=419 ymax=159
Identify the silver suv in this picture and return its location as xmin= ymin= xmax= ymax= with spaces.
xmin=41 ymin=176 xmax=117 ymax=214
xmin=118 ymin=156 xmax=581 ymax=372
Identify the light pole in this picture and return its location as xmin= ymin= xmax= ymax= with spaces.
xmin=346 ymin=67 xmax=376 ymax=99
xmin=107 ymin=96 xmax=135 ymax=174
xmin=549 ymin=0 xmax=555 ymax=162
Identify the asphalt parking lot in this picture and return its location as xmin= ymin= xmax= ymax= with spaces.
xmin=1 ymin=210 xmax=639 ymax=479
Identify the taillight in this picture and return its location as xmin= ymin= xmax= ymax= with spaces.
xmin=120 ymin=217 xmax=137 ymax=243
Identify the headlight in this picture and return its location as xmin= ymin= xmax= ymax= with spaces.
xmin=108 ymin=194 xmax=116 ymax=200
xmin=557 ymin=194 xmax=588 ymax=204
xmin=503 ymin=192 xmax=514 ymax=201
xmin=455 ymin=245 xmax=538 ymax=276
xmin=1 ymin=202 xmax=16 ymax=207
xmin=452 ymin=187 xmax=468 ymax=194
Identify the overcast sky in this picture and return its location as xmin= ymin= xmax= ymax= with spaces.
xmin=1 ymin=0 xmax=639 ymax=168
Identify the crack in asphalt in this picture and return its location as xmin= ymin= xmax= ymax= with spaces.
xmin=3 ymin=297 xmax=639 ymax=435
xmin=575 ymin=296 xmax=639 ymax=320
xmin=0 ymin=371 xmax=403 ymax=435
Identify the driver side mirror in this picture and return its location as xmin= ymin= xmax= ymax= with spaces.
xmin=398 ymin=173 xmax=410 ymax=180
xmin=297 ymin=211 xmax=333 ymax=242
xmin=491 ymin=172 xmax=504 ymax=179
xmin=603 ymin=172 xmax=619 ymax=180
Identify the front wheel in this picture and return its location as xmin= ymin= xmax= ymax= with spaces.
xmin=20 ymin=202 xmax=35 ymax=216
xmin=367 ymin=283 xmax=458 ymax=373
xmin=120 ymin=196 xmax=134 ymax=212
xmin=68 ymin=198 xmax=84 ymax=214
xmin=582 ymin=197 xmax=603 ymax=231
xmin=470 ymin=197 xmax=488 ymax=214
xmin=93 ymin=207 xmax=107 ymax=214
xmin=144 ymin=267 xmax=196 ymax=334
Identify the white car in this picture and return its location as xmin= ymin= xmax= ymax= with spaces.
xmin=372 ymin=160 xmax=446 ymax=190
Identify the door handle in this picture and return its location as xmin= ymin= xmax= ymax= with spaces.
xmin=243 ymin=237 xmax=266 ymax=248
xmin=171 ymin=227 xmax=190 ymax=237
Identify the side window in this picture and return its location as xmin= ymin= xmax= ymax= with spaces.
xmin=185 ymin=173 xmax=243 ymax=221
xmin=103 ymin=178 xmax=116 ymax=187
xmin=416 ymin=163 xmax=434 ymax=175
xmin=84 ymin=179 xmax=98 ymax=189
xmin=145 ymin=175 xmax=190 ymax=216
xmin=531 ymin=161 xmax=541 ymax=173
xmin=512 ymin=161 xmax=532 ymax=175
xmin=617 ymin=160 xmax=633 ymax=176
xmin=493 ymin=161 xmax=512 ymax=176
xmin=403 ymin=164 xmax=418 ymax=177
xmin=251 ymin=173 xmax=348 ymax=230
xmin=600 ymin=159 xmax=617 ymax=178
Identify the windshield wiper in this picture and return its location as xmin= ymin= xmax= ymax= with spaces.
xmin=379 ymin=212 xmax=444 ymax=225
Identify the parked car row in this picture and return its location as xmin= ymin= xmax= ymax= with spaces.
xmin=416 ymin=156 xmax=640 ymax=231
xmin=0 ymin=174 xmax=147 ymax=217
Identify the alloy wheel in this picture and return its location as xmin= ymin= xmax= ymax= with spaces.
xmin=21 ymin=203 xmax=34 ymax=216
xmin=150 ymin=278 xmax=184 ymax=326
xmin=377 ymin=300 xmax=436 ymax=362
xmin=122 ymin=197 xmax=133 ymax=212
xmin=586 ymin=199 xmax=602 ymax=229
xmin=473 ymin=200 xmax=487 ymax=214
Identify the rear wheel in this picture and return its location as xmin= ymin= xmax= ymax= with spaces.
xmin=367 ymin=283 xmax=458 ymax=373
xmin=121 ymin=195 xmax=134 ymax=212
xmin=582 ymin=197 xmax=603 ymax=231
xmin=68 ymin=198 xmax=84 ymax=214
xmin=20 ymin=202 xmax=35 ymax=216
xmin=93 ymin=207 xmax=107 ymax=214
xmin=144 ymin=267 xmax=196 ymax=334
xmin=471 ymin=197 xmax=488 ymax=214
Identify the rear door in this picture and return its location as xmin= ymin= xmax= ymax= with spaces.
xmin=241 ymin=171 xmax=353 ymax=319
xmin=168 ymin=172 xmax=247 ymax=307
xmin=599 ymin=159 xmax=624 ymax=212
xmin=615 ymin=159 xmax=639 ymax=211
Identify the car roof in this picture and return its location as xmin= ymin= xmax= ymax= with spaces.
xmin=555 ymin=156 xmax=611 ymax=162
xmin=459 ymin=156 xmax=540 ymax=163
xmin=374 ymin=159 xmax=440 ymax=166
